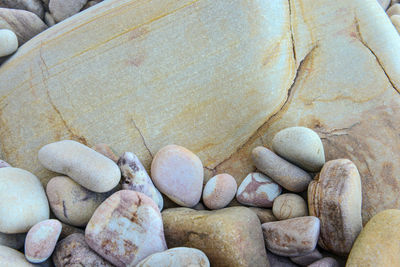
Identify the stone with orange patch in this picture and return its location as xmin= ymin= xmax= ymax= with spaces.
xmin=202 ymin=173 xmax=237 ymax=210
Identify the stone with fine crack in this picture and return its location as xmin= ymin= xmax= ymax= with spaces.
xmin=272 ymin=193 xmax=308 ymax=220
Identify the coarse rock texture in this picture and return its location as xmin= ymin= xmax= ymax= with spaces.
xmin=346 ymin=209 xmax=400 ymax=267
xmin=162 ymin=207 xmax=269 ymax=267
xmin=272 ymin=193 xmax=308 ymax=220
xmin=0 ymin=0 xmax=44 ymax=18
xmin=0 ymin=232 xmax=25 ymax=250
xmin=202 ymin=173 xmax=237 ymax=209
xmin=0 ymin=245 xmax=34 ymax=266
xmin=248 ymin=207 xmax=277 ymax=223
xmin=0 ymin=0 xmax=399 ymax=224
xmin=0 ymin=29 xmax=18 ymax=57
xmin=49 ymin=0 xmax=87 ymax=22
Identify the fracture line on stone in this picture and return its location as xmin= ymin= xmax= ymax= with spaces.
xmin=131 ymin=118 xmax=153 ymax=159
xmin=288 ymin=0 xmax=297 ymax=65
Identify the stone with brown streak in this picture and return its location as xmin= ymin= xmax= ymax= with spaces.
xmin=162 ymin=207 xmax=269 ymax=267
xmin=309 ymin=257 xmax=339 ymax=267
xmin=273 ymin=193 xmax=308 ymax=220
xmin=202 ymin=173 xmax=237 ymax=209
xmin=290 ymin=248 xmax=322 ymax=266
xmin=0 ymin=0 xmax=44 ymax=18
xmin=249 ymin=207 xmax=277 ymax=224
xmin=92 ymin=143 xmax=119 ymax=162
xmin=308 ymin=159 xmax=362 ymax=256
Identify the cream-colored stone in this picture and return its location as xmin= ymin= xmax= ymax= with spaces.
xmin=391 ymin=15 xmax=400 ymax=32
xmin=272 ymin=193 xmax=308 ymax=220
xmin=0 ymin=245 xmax=34 ymax=266
xmin=387 ymin=3 xmax=400 ymax=16
xmin=0 ymin=29 xmax=17 ymax=57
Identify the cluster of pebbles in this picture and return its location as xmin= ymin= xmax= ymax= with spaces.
xmin=0 ymin=126 xmax=395 ymax=266
xmin=379 ymin=0 xmax=400 ymax=32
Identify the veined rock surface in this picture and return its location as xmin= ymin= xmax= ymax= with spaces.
xmin=0 ymin=0 xmax=399 ymax=224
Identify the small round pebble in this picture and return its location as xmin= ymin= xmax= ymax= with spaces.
xmin=272 ymin=193 xmax=308 ymax=220
xmin=202 ymin=173 xmax=237 ymax=209
xmin=0 ymin=29 xmax=18 ymax=57
xmin=25 ymin=219 xmax=61 ymax=263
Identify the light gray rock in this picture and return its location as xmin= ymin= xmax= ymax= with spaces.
xmin=0 ymin=0 xmax=44 ymax=18
xmin=43 ymin=11 xmax=55 ymax=26
xmin=0 ymin=29 xmax=18 ymax=57
xmin=49 ymin=0 xmax=87 ymax=22
xmin=272 ymin=193 xmax=308 ymax=220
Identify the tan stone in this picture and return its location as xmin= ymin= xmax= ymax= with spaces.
xmin=272 ymin=193 xmax=308 ymax=220
xmin=391 ymin=15 xmax=400 ymax=32
xmin=0 ymin=0 xmax=399 ymax=225
xmin=387 ymin=3 xmax=400 ymax=16
xmin=248 ymin=207 xmax=277 ymax=224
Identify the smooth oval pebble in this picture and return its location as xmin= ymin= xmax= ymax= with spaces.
xmin=136 ymin=247 xmax=210 ymax=267
xmin=290 ymin=248 xmax=322 ymax=266
xmin=25 ymin=219 xmax=61 ymax=263
xmin=0 ymin=232 xmax=25 ymax=250
xmin=0 ymin=245 xmax=34 ymax=266
xmin=236 ymin=172 xmax=281 ymax=207
xmin=0 ymin=167 xmax=49 ymax=233
xmin=252 ymin=147 xmax=312 ymax=192
xmin=38 ymin=140 xmax=121 ymax=193
xmin=151 ymin=145 xmax=204 ymax=207
xmin=309 ymin=257 xmax=339 ymax=267
xmin=46 ymin=176 xmax=113 ymax=227
xmin=272 ymin=127 xmax=325 ymax=172
xmin=273 ymin=193 xmax=308 ymax=220
xmin=0 ymin=29 xmax=18 ymax=57
xmin=85 ymin=190 xmax=167 ymax=267
xmin=202 ymin=173 xmax=237 ymax=209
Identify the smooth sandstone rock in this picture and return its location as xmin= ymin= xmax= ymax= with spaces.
xmin=49 ymin=0 xmax=87 ymax=22
xmin=346 ymin=209 xmax=400 ymax=267
xmin=0 ymin=232 xmax=25 ymax=250
xmin=0 ymin=29 xmax=18 ymax=57
xmin=151 ymin=145 xmax=203 ymax=207
xmin=202 ymin=173 xmax=237 ymax=209
xmin=387 ymin=3 xmax=400 ymax=16
xmin=309 ymin=257 xmax=339 ymax=267
xmin=249 ymin=207 xmax=277 ymax=223
xmin=38 ymin=140 xmax=121 ymax=193
xmin=273 ymin=193 xmax=308 ymax=220
xmin=24 ymin=219 xmax=61 ymax=263
xmin=290 ymin=249 xmax=322 ymax=266
xmin=85 ymin=190 xmax=167 ymax=267
xmin=136 ymin=247 xmax=210 ymax=267
xmin=92 ymin=143 xmax=119 ymax=162
xmin=162 ymin=207 xmax=269 ymax=267
xmin=0 ymin=167 xmax=49 ymax=233
xmin=236 ymin=172 xmax=281 ymax=207
xmin=391 ymin=15 xmax=400 ymax=32
xmin=262 ymin=216 xmax=320 ymax=257
xmin=252 ymin=147 xmax=312 ymax=192
xmin=308 ymin=159 xmax=362 ymax=256
xmin=118 ymin=152 xmax=163 ymax=210
xmin=0 ymin=0 xmax=44 ymax=18
xmin=0 ymin=245 xmax=34 ymax=266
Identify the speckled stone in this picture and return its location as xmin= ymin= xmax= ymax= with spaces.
xmin=151 ymin=145 xmax=204 ymax=207
xmin=85 ymin=190 xmax=167 ymax=267
xmin=236 ymin=172 xmax=281 ymax=208
xmin=308 ymin=257 xmax=339 ymax=267
xmin=202 ymin=173 xmax=237 ymax=209
xmin=0 ymin=29 xmax=18 ymax=57
xmin=0 ymin=232 xmax=25 ymax=250
xmin=92 ymin=143 xmax=119 ymax=162
xmin=248 ymin=207 xmax=277 ymax=224
xmin=25 ymin=219 xmax=61 ymax=263
xmin=290 ymin=248 xmax=322 ymax=266
xmin=272 ymin=193 xmax=308 ymax=220
xmin=0 ymin=160 xmax=10 ymax=168
xmin=0 ymin=245 xmax=34 ymax=266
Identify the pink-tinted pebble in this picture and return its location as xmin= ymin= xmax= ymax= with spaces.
xmin=202 ymin=174 xmax=237 ymax=209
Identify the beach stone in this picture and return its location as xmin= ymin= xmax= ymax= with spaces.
xmin=0 ymin=232 xmax=25 ymax=250
xmin=0 ymin=160 xmax=10 ymax=168
xmin=0 ymin=8 xmax=47 ymax=45
xmin=249 ymin=207 xmax=277 ymax=223
xmin=252 ymin=147 xmax=312 ymax=192
xmin=387 ymin=3 xmax=400 ymax=16
xmin=308 ymin=159 xmax=362 ymax=256
xmin=290 ymin=249 xmax=322 ymax=266
xmin=118 ymin=152 xmax=163 ymax=210
xmin=49 ymin=0 xmax=87 ymax=22
xmin=151 ymin=145 xmax=203 ymax=207
xmin=378 ymin=0 xmax=391 ymax=9
xmin=309 ymin=257 xmax=339 ymax=267
xmin=162 ymin=207 xmax=268 ymax=267
xmin=43 ymin=11 xmax=55 ymax=26
xmin=273 ymin=193 xmax=308 ymax=220
xmin=346 ymin=209 xmax=400 ymax=266
xmin=0 ymin=29 xmax=17 ymax=57
xmin=92 ymin=143 xmax=119 ymax=163
xmin=46 ymin=176 xmax=114 ymax=226
xmin=262 ymin=216 xmax=320 ymax=257
xmin=136 ymin=247 xmax=210 ymax=267
xmin=24 ymin=219 xmax=61 ymax=263
xmin=267 ymin=250 xmax=298 ymax=267
xmin=391 ymin=15 xmax=400 ymax=32
xmin=85 ymin=190 xmax=167 ymax=267
xmin=59 ymin=222 xmax=84 ymax=239
xmin=82 ymin=0 xmax=102 ymax=10
xmin=202 ymin=173 xmax=237 ymax=209
xmin=0 ymin=167 xmax=49 ymax=233
xmin=38 ymin=140 xmax=121 ymax=193
xmin=0 ymin=245 xmax=34 ymax=266
xmin=0 ymin=0 xmax=44 ymax=18
xmin=272 ymin=127 xmax=325 ymax=172
xmin=236 ymin=172 xmax=281 ymax=207
xmin=53 ymin=233 xmax=113 ymax=267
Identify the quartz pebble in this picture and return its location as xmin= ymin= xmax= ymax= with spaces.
xmin=85 ymin=190 xmax=167 ymax=267
xmin=0 ymin=232 xmax=25 ymax=250
xmin=0 ymin=0 xmax=44 ymax=18
xmin=49 ymin=0 xmax=87 ymax=22
xmin=0 ymin=29 xmax=18 ymax=57
xmin=290 ymin=248 xmax=322 ymax=266
xmin=262 ymin=216 xmax=320 ymax=257
xmin=24 ymin=219 xmax=61 ymax=263
xmin=308 ymin=159 xmax=362 ymax=256
xmin=38 ymin=140 xmax=121 ymax=193
xmin=118 ymin=152 xmax=163 ymax=210
xmin=53 ymin=233 xmax=113 ymax=267
xmin=252 ymin=147 xmax=312 ymax=192
xmin=136 ymin=247 xmax=210 ymax=267
xmin=308 ymin=257 xmax=338 ymax=267
xmin=248 ymin=207 xmax=277 ymax=223
xmin=272 ymin=127 xmax=325 ymax=172
xmin=92 ymin=143 xmax=119 ymax=162
xmin=46 ymin=176 xmax=114 ymax=226
xmin=0 ymin=159 xmax=11 ymax=168
xmin=391 ymin=15 xmax=400 ymax=33
xmin=236 ymin=172 xmax=281 ymax=207
xmin=272 ymin=193 xmax=308 ymax=220
xmin=202 ymin=173 xmax=237 ymax=209
xmin=0 ymin=167 xmax=49 ymax=233
xmin=387 ymin=3 xmax=400 ymax=16
xmin=0 ymin=245 xmax=34 ymax=266
xmin=151 ymin=145 xmax=204 ymax=207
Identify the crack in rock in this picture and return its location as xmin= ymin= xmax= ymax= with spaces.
xmin=131 ymin=119 xmax=153 ymax=159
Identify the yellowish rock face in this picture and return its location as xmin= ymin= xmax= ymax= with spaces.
xmin=0 ymin=0 xmax=399 ymax=224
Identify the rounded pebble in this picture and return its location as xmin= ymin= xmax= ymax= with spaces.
xmin=248 ymin=207 xmax=277 ymax=223
xmin=272 ymin=193 xmax=308 ymax=220
xmin=391 ymin=15 xmax=400 ymax=33
xmin=387 ymin=3 xmax=400 ymax=16
xmin=151 ymin=145 xmax=204 ymax=207
xmin=25 ymin=219 xmax=61 ymax=263
xmin=38 ymin=140 xmax=121 ymax=193
xmin=0 ymin=29 xmax=18 ymax=57
xmin=0 ymin=245 xmax=34 ymax=266
xmin=308 ymin=257 xmax=339 ymax=267
xmin=202 ymin=173 xmax=237 ymax=209
xmin=0 ymin=160 xmax=11 ymax=168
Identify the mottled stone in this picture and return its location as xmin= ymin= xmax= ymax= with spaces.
xmin=0 ymin=245 xmax=34 ymax=266
xmin=25 ymin=219 xmax=61 ymax=263
xmin=0 ymin=29 xmax=17 ymax=57
xmin=249 ymin=207 xmax=277 ymax=224
xmin=273 ymin=193 xmax=308 ymax=220
xmin=151 ymin=145 xmax=203 ymax=207
xmin=267 ymin=250 xmax=298 ymax=267
xmin=290 ymin=249 xmax=322 ymax=266
xmin=38 ymin=140 xmax=121 ymax=193
xmin=309 ymin=257 xmax=339 ymax=267
xmin=0 ymin=232 xmax=25 ymax=249
xmin=92 ymin=143 xmax=119 ymax=162
xmin=0 ymin=159 xmax=11 ymax=168
xmin=49 ymin=0 xmax=87 ymax=22
xmin=136 ymin=247 xmax=210 ymax=267
xmin=202 ymin=173 xmax=237 ymax=209
xmin=53 ymin=233 xmax=113 ymax=267
xmin=118 ymin=152 xmax=163 ymax=210
xmin=85 ymin=190 xmax=167 ymax=267
xmin=391 ymin=14 xmax=400 ymax=32
xmin=59 ymin=222 xmax=84 ymax=239
xmin=308 ymin=159 xmax=362 ymax=256
xmin=387 ymin=3 xmax=400 ymax=16
xmin=0 ymin=0 xmax=44 ymax=18
xmin=162 ymin=207 xmax=269 ymax=267
xmin=262 ymin=216 xmax=320 ymax=257
xmin=236 ymin=172 xmax=281 ymax=207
